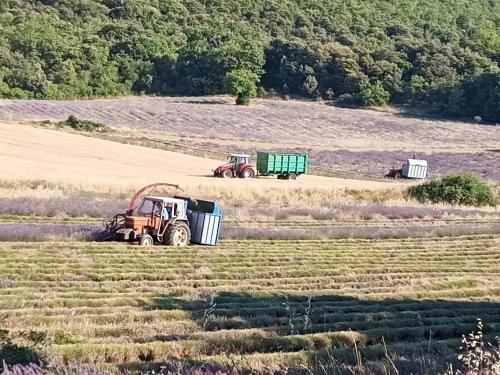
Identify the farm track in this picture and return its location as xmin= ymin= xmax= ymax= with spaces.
xmin=0 ymin=236 xmax=499 ymax=369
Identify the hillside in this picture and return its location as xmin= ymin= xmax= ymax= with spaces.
xmin=0 ymin=0 xmax=499 ymax=120
xmin=1 ymin=97 xmax=499 ymax=181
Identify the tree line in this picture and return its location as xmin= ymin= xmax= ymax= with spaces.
xmin=0 ymin=0 xmax=498 ymax=120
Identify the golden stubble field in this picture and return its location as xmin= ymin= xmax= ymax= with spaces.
xmin=0 ymin=121 xmax=402 ymax=193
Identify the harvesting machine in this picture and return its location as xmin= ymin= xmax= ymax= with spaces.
xmin=104 ymin=183 xmax=222 ymax=246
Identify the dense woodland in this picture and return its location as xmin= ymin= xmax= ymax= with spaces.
xmin=0 ymin=0 xmax=499 ymax=120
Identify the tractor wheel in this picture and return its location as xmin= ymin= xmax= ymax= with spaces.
xmin=222 ymin=169 xmax=233 ymax=178
xmin=241 ymin=168 xmax=255 ymax=179
xmin=165 ymin=222 xmax=191 ymax=247
xmin=395 ymin=171 xmax=402 ymax=180
xmin=139 ymin=234 xmax=154 ymax=246
xmin=286 ymin=173 xmax=297 ymax=180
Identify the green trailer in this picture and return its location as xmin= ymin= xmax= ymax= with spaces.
xmin=256 ymin=152 xmax=309 ymax=180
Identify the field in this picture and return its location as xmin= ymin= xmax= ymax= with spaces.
xmin=1 ymin=236 xmax=499 ymax=373
xmin=0 ymin=97 xmax=499 ymax=180
xmin=0 ymin=98 xmax=499 ymax=374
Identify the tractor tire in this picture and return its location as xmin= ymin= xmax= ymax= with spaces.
xmin=165 ymin=222 xmax=191 ymax=247
xmin=139 ymin=234 xmax=154 ymax=246
xmin=395 ymin=171 xmax=402 ymax=180
xmin=286 ymin=173 xmax=297 ymax=180
xmin=241 ymin=168 xmax=255 ymax=179
xmin=222 ymin=169 xmax=233 ymax=178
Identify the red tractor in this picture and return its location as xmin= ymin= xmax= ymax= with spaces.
xmin=213 ymin=154 xmax=256 ymax=178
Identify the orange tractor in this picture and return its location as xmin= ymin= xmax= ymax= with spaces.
xmin=104 ymin=183 xmax=222 ymax=246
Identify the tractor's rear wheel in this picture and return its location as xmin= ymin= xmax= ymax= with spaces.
xmin=139 ymin=234 xmax=154 ymax=246
xmin=165 ymin=222 xmax=191 ymax=247
xmin=241 ymin=168 xmax=255 ymax=178
xmin=395 ymin=171 xmax=402 ymax=179
xmin=222 ymin=169 xmax=232 ymax=178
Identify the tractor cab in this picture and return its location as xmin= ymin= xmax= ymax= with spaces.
xmin=228 ymin=154 xmax=250 ymax=167
xmin=117 ymin=196 xmax=191 ymax=246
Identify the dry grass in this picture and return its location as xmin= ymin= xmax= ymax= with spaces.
xmin=0 ymin=121 xmax=401 ymax=193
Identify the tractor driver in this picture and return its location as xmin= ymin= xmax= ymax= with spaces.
xmin=152 ymin=201 xmax=162 ymax=216
xmin=162 ymin=205 xmax=171 ymax=220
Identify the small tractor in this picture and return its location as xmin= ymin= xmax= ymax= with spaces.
xmin=104 ymin=183 xmax=222 ymax=246
xmin=213 ymin=154 xmax=256 ymax=178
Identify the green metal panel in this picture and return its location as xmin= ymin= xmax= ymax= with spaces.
xmin=256 ymin=152 xmax=309 ymax=175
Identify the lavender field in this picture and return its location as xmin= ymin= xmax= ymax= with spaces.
xmin=1 ymin=97 xmax=500 ymax=374
xmin=0 ymin=97 xmax=498 ymax=151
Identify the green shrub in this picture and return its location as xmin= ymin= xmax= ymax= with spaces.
xmin=360 ymin=81 xmax=390 ymax=107
xmin=62 ymin=115 xmax=108 ymax=132
xmin=224 ymin=69 xmax=259 ymax=105
xmin=407 ymin=173 xmax=494 ymax=206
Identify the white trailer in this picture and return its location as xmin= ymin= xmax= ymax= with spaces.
xmin=401 ymin=159 xmax=428 ymax=179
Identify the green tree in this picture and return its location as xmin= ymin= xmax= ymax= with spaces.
xmin=360 ymin=81 xmax=390 ymax=106
xmin=224 ymin=69 xmax=259 ymax=105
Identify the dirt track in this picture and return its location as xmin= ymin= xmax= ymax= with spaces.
xmin=0 ymin=122 xmax=400 ymax=191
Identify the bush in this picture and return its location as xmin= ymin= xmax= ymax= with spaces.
xmin=360 ymin=81 xmax=390 ymax=107
xmin=62 ymin=115 xmax=108 ymax=132
xmin=407 ymin=173 xmax=494 ymax=206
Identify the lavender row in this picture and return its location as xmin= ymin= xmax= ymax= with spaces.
xmin=0 ymin=195 xmax=126 ymax=218
xmin=1 ymin=196 xmax=497 ymax=223
xmin=222 ymin=223 xmax=500 ymax=240
xmin=0 ymin=223 xmax=102 ymax=241
xmin=0 ymin=222 xmax=498 ymax=242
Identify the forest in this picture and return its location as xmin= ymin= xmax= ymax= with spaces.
xmin=0 ymin=0 xmax=499 ymax=120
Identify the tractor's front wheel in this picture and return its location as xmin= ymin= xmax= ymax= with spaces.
xmin=241 ymin=168 xmax=255 ymax=178
xmin=139 ymin=234 xmax=154 ymax=246
xmin=165 ymin=222 xmax=191 ymax=247
xmin=221 ymin=169 xmax=233 ymax=178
